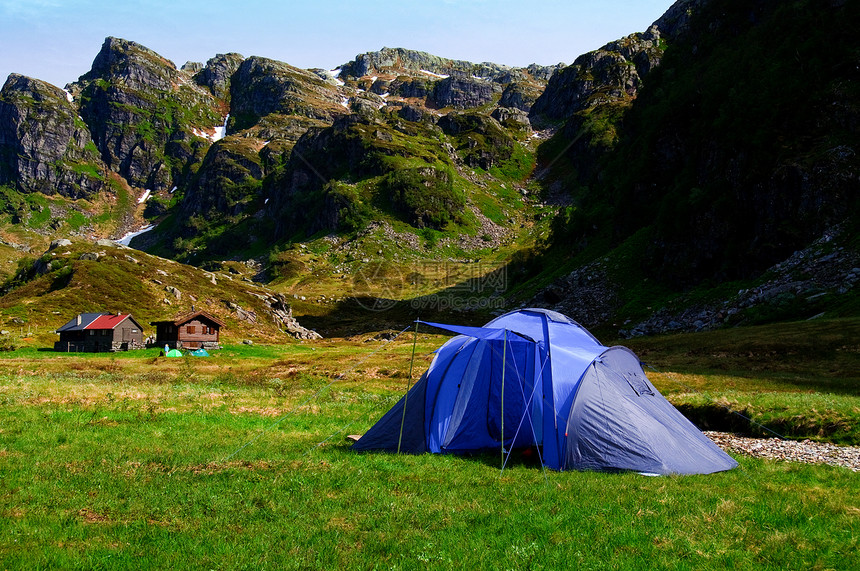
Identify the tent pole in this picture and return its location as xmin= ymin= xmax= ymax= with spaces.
xmin=397 ymin=320 xmax=419 ymax=454
xmin=500 ymin=329 xmax=507 ymax=471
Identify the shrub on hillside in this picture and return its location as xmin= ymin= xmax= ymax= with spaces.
xmin=382 ymin=166 xmax=463 ymax=229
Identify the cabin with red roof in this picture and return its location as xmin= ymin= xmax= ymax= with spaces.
xmin=150 ymin=310 xmax=225 ymax=350
xmin=55 ymin=313 xmax=145 ymax=352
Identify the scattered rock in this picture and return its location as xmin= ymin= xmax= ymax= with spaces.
xmin=618 ymin=225 xmax=860 ymax=337
xmin=706 ymin=432 xmax=860 ymax=472
xmin=263 ymin=292 xmax=321 ymax=340
xmin=49 ymin=239 xmax=72 ymax=250
xmin=531 ymin=225 xmax=859 ymax=336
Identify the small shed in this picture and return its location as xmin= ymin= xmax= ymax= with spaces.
xmin=55 ymin=313 xmax=145 ymax=352
xmin=150 ymin=310 xmax=225 ymax=350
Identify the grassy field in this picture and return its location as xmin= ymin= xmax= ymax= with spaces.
xmin=1 ymin=322 xmax=858 ymax=569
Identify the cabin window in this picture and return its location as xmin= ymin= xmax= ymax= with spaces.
xmin=187 ymin=326 xmax=196 ymax=334
xmin=89 ymin=330 xmax=95 ymax=336
xmin=102 ymin=330 xmax=108 ymax=336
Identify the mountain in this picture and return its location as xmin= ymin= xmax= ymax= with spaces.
xmin=0 ymin=36 xmax=561 ymax=337
xmin=525 ymin=0 xmax=860 ymax=332
xmin=0 ymin=0 xmax=858 ymax=341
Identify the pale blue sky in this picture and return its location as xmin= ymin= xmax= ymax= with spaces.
xmin=1 ymin=0 xmax=674 ymax=89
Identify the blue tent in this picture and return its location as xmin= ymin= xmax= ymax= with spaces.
xmin=352 ymin=308 xmax=737 ymax=475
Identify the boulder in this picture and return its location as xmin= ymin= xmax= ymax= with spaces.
xmin=49 ymin=238 xmax=73 ymax=250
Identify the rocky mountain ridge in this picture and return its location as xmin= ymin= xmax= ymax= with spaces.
xmin=0 ymin=13 xmax=677 ymax=253
xmin=337 ymin=46 xmax=562 ymax=83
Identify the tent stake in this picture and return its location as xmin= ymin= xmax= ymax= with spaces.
xmin=398 ymin=320 xmax=419 ymax=454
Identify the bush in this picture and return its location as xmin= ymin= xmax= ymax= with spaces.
xmin=382 ymin=166 xmax=464 ymax=229
xmin=323 ymin=182 xmax=374 ymax=232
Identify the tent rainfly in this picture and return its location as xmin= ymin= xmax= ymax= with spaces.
xmin=352 ymin=308 xmax=738 ymax=475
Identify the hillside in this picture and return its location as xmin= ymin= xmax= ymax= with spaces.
xmin=0 ymin=0 xmax=858 ymax=339
xmin=0 ymin=238 xmax=318 ymax=349
xmin=519 ymin=0 xmax=860 ymax=334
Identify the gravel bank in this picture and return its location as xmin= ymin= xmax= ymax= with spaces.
xmin=705 ymin=432 xmax=860 ymax=472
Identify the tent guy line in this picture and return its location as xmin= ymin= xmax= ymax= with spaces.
xmin=642 ymin=363 xmax=788 ymax=441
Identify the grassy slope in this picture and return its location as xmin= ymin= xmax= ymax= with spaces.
xmin=0 ymin=240 xmax=304 ymax=347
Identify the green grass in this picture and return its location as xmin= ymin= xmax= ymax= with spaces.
xmin=1 ymin=319 xmax=859 ymax=569
xmin=0 ymin=357 xmax=858 ymax=569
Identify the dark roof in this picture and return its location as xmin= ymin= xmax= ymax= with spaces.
xmin=56 ymin=313 xmax=107 ymax=332
xmin=57 ymin=313 xmax=144 ymax=333
xmin=150 ymin=310 xmax=226 ymax=328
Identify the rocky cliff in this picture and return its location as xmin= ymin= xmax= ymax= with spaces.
xmin=1 ymin=37 xmax=555 ymax=254
xmin=604 ymin=0 xmax=859 ymax=285
xmin=228 ymin=56 xmax=346 ymax=131
xmin=0 ymin=74 xmax=106 ymax=198
xmin=530 ymin=26 xmax=664 ymax=124
xmin=165 ymin=46 xmax=554 ymax=257
xmin=68 ymin=37 xmax=222 ymax=193
xmin=338 ymin=47 xmax=560 ymax=83
xmin=431 ymin=75 xmax=502 ymax=110
xmin=193 ymin=52 xmax=245 ymax=101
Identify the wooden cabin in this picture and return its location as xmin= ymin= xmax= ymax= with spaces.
xmin=150 ymin=310 xmax=225 ymax=350
xmin=55 ymin=313 xmax=145 ymax=352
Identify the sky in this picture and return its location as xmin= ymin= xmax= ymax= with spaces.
xmin=0 ymin=0 xmax=675 ymax=89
